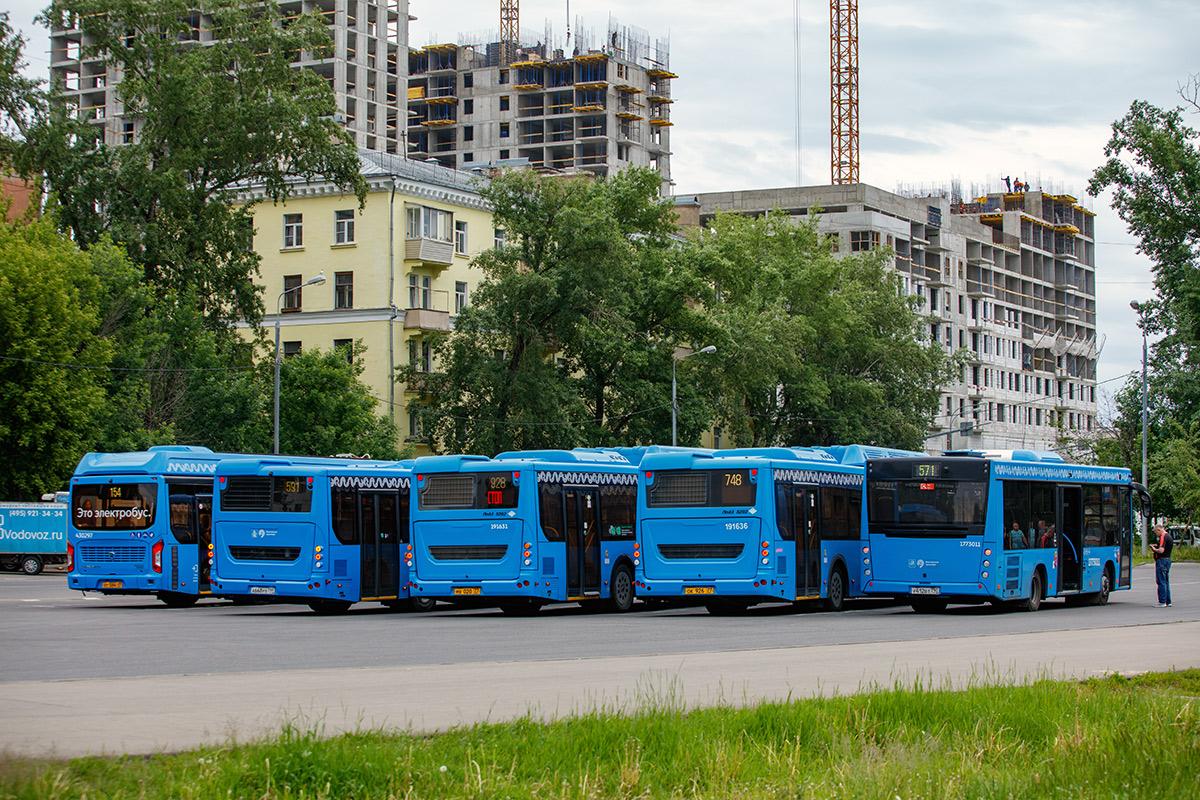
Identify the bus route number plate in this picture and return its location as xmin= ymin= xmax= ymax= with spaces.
xmin=911 ymin=586 xmax=940 ymax=595
xmin=249 ymin=586 xmax=276 ymax=595
xmin=100 ymin=580 xmax=123 ymax=589
xmin=454 ymin=587 xmax=482 ymax=596
xmin=684 ymin=586 xmax=715 ymax=595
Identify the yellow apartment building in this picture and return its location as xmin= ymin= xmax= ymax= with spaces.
xmin=242 ymin=151 xmax=493 ymax=453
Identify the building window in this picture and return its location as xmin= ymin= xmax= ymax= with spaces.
xmin=282 ymin=275 xmax=302 ymax=311
xmin=464 ymin=125 xmax=474 ymax=141
xmin=409 ymin=273 xmax=431 ymax=308
xmin=499 ymin=148 xmax=510 ymax=159
xmin=499 ymin=95 xmax=510 ymax=111
xmin=850 ymin=230 xmax=879 ymax=251
xmin=283 ymin=340 xmax=301 ymax=358
xmin=455 ymin=281 xmax=468 ymax=313
xmin=462 ymin=152 xmax=473 ymax=162
xmin=409 ymin=408 xmax=424 ymax=439
xmin=463 ymin=98 xmax=473 ymax=114
xmin=122 ymin=121 xmax=134 ymax=144
xmin=455 ymin=220 xmax=468 ymax=254
xmin=499 ymin=122 xmax=510 ymax=138
xmin=494 ymin=228 xmax=506 ymax=248
xmin=463 ymin=72 xmax=473 ymax=88
xmin=498 ymin=69 xmax=509 ymax=84
xmin=335 ymin=272 xmax=353 ymax=309
xmin=408 ymin=339 xmax=432 ymax=372
xmin=283 ymin=214 xmax=303 ymax=248
xmin=406 ymin=206 xmax=451 ymax=241
xmin=333 ymin=338 xmax=353 ymax=363
xmin=334 ymin=209 xmax=355 ymax=244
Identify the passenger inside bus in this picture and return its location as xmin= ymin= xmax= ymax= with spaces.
xmin=1008 ymin=520 xmax=1028 ymax=550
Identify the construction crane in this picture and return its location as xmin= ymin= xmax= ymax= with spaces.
xmin=500 ymin=0 xmax=518 ymax=65
xmin=830 ymin=0 xmax=859 ymax=184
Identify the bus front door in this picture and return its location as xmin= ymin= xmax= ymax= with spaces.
xmin=360 ymin=491 xmax=400 ymax=600
xmin=1058 ymin=486 xmax=1084 ymax=593
xmin=565 ymin=487 xmax=601 ymax=597
xmin=792 ymin=486 xmax=820 ymax=599
xmin=197 ymin=494 xmax=213 ymax=594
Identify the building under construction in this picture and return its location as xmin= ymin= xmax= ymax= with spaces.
xmin=407 ymin=18 xmax=674 ymax=192
xmin=676 ymin=182 xmax=1100 ymax=455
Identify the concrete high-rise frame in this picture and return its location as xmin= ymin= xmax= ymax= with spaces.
xmin=49 ymin=0 xmax=408 ymax=155
xmin=407 ymin=20 xmax=674 ymax=193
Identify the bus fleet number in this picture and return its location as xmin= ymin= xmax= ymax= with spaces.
xmin=725 ymin=522 xmax=749 ymax=530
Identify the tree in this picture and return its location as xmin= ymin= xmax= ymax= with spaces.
xmin=687 ymin=209 xmax=954 ymax=449
xmin=0 ymin=217 xmax=118 ymax=499
xmin=406 ymin=168 xmax=707 ymax=453
xmin=278 ymin=345 xmax=404 ymax=460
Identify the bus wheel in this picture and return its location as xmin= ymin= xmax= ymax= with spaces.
xmin=500 ymin=599 xmax=542 ymax=616
xmin=308 ymin=599 xmax=352 ymax=615
xmin=910 ymin=598 xmax=948 ymax=614
xmin=823 ymin=565 xmax=847 ymax=612
xmin=608 ymin=565 xmax=635 ymax=613
xmin=410 ymin=596 xmax=437 ymax=613
xmin=19 ymin=555 xmax=43 ymax=575
xmin=1024 ymin=571 xmax=1044 ymax=612
xmin=157 ymin=592 xmax=198 ymax=608
xmin=1091 ymin=568 xmax=1112 ymax=606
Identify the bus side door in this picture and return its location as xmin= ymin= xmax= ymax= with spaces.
xmin=791 ymin=485 xmax=820 ymax=598
xmin=565 ymin=487 xmax=601 ymax=597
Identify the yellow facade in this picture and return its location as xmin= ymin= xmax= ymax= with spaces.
xmin=244 ymin=153 xmax=493 ymax=454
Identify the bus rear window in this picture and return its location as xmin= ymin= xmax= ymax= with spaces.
xmin=420 ymin=473 xmax=519 ymax=510
xmin=221 ymin=476 xmax=312 ymax=513
xmin=72 ymin=483 xmax=157 ymax=530
xmin=869 ymin=480 xmax=987 ymax=527
xmin=647 ymin=470 xmax=755 ymax=508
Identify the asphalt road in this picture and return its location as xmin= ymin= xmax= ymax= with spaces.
xmin=1 ymin=564 xmax=1197 ymax=758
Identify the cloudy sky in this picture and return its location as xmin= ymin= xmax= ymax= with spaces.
xmin=9 ymin=0 xmax=1198 ymax=418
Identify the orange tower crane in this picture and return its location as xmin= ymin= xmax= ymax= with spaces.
xmin=830 ymin=0 xmax=859 ymax=184
xmin=500 ymin=0 xmax=519 ymax=65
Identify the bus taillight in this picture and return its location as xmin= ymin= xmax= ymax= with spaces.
xmin=152 ymin=540 xmax=163 ymax=573
xmin=66 ymin=542 xmax=74 ymax=572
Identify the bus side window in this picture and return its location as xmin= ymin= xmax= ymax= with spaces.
xmin=539 ymin=482 xmax=564 ymax=542
xmin=169 ymin=496 xmax=196 ymax=544
xmin=332 ymin=489 xmax=358 ymax=544
xmin=774 ymin=483 xmax=792 ymax=540
xmin=600 ymin=483 xmax=635 ymax=539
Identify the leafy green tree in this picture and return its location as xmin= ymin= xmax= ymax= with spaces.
xmin=0 ymin=12 xmax=45 ymax=164
xmin=687 ymin=209 xmax=954 ymax=449
xmin=0 ymin=217 xmax=119 ymax=499
xmin=279 ymin=345 xmax=405 ymax=460
xmin=407 ymin=168 xmax=707 ymax=453
xmin=1150 ymin=422 xmax=1200 ymax=525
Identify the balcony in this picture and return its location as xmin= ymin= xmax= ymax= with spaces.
xmin=403 ymin=306 xmax=451 ymax=331
xmin=405 ymin=237 xmax=453 ymax=266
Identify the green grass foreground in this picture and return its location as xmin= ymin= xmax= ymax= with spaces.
xmin=1133 ymin=543 xmax=1199 ymax=566
xmin=3 ymin=671 xmax=1198 ymax=799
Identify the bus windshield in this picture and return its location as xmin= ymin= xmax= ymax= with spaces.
xmin=869 ymin=479 xmax=988 ymax=527
xmin=72 ymin=483 xmax=157 ymax=530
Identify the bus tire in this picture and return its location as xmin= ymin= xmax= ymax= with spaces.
xmin=157 ymin=591 xmax=198 ymax=608
xmin=410 ymin=596 xmax=437 ymax=613
xmin=308 ymin=599 xmax=352 ymax=615
xmin=499 ymin=598 xmax=542 ymax=616
xmin=1091 ymin=567 xmax=1112 ymax=606
xmin=823 ymin=565 xmax=848 ymax=612
xmin=19 ymin=555 xmax=43 ymax=575
xmin=910 ymin=598 xmax=948 ymax=614
xmin=608 ymin=565 xmax=635 ymax=613
xmin=1024 ymin=571 xmax=1044 ymax=612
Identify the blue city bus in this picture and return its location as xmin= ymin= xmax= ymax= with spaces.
xmin=210 ymin=456 xmax=429 ymax=614
xmin=634 ymin=447 xmax=880 ymax=614
xmin=409 ymin=449 xmax=640 ymax=614
xmin=68 ymin=446 xmax=237 ymax=607
xmin=863 ymin=450 xmax=1152 ymax=611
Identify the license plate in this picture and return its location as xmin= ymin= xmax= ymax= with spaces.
xmin=100 ymin=580 xmax=123 ymax=589
xmin=454 ymin=587 xmax=482 ymax=596
xmin=249 ymin=586 xmax=276 ymax=595
xmin=911 ymin=586 xmax=940 ymax=596
xmin=684 ymin=586 xmax=715 ymax=595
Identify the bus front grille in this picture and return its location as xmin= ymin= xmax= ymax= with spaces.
xmin=220 ymin=477 xmax=273 ymax=511
xmin=78 ymin=545 xmax=145 ymax=563
xmin=229 ymin=546 xmax=301 ymax=561
xmin=428 ymin=545 xmax=507 ymax=560
xmin=658 ymin=543 xmax=744 ymax=559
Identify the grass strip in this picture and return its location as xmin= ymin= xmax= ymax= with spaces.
xmin=2 ymin=670 xmax=1198 ymax=799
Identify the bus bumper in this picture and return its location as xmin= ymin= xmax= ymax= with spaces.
xmin=411 ymin=578 xmax=558 ymax=602
xmin=209 ymin=577 xmax=366 ymax=603
xmin=69 ymin=572 xmax=167 ymax=594
xmin=862 ymin=579 xmax=992 ymax=600
xmin=635 ymin=577 xmax=794 ymax=602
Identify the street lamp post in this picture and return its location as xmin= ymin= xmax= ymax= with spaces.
xmin=275 ymin=273 xmax=326 ymax=454
xmin=672 ymin=345 xmax=716 ymax=446
xmin=1130 ymin=300 xmax=1149 ymax=554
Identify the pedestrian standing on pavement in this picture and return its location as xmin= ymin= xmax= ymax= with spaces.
xmin=1151 ymin=524 xmax=1173 ymax=607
